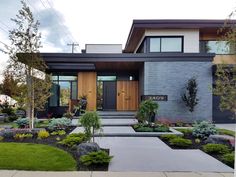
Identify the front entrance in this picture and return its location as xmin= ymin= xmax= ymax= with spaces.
xmin=103 ymin=81 xmax=117 ymax=110
xmin=117 ymin=81 xmax=139 ymax=111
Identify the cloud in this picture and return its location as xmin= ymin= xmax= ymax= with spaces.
xmin=37 ymin=8 xmax=75 ymax=52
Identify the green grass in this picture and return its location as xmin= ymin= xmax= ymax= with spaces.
xmin=217 ymin=128 xmax=235 ymax=137
xmin=0 ymin=143 xmax=77 ymax=171
xmin=174 ymin=128 xmax=193 ymax=135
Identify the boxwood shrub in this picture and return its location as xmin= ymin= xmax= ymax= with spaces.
xmin=202 ymin=144 xmax=231 ymax=154
xmin=169 ymin=137 xmax=192 ymax=148
xmin=80 ymin=150 xmax=113 ymax=166
xmin=59 ymin=133 xmax=88 ymax=147
xmin=160 ymin=134 xmax=178 ymax=141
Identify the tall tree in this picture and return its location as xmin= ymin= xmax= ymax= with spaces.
xmin=214 ymin=11 xmax=236 ymax=119
xmin=6 ymin=0 xmax=51 ymax=128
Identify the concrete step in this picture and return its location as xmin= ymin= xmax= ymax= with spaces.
xmin=71 ymin=127 xmax=183 ymax=137
xmin=72 ymin=118 xmax=138 ymax=126
xmin=97 ymin=111 xmax=136 ymax=116
xmin=100 ymin=115 xmax=135 ymax=119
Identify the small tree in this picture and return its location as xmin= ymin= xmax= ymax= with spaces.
xmin=213 ymin=11 xmax=236 ymax=119
xmin=79 ymin=111 xmax=101 ymax=142
xmin=6 ymin=1 xmax=51 ymax=128
xmin=182 ymin=77 xmax=199 ymax=112
xmin=136 ymin=99 xmax=159 ymax=123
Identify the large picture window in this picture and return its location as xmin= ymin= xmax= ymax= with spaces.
xmin=200 ymin=40 xmax=235 ymax=54
xmin=49 ymin=75 xmax=77 ymax=107
xmin=149 ymin=36 xmax=183 ymax=53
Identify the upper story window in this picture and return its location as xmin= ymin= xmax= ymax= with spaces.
xmin=200 ymin=40 xmax=235 ymax=54
xmin=149 ymin=36 xmax=183 ymax=53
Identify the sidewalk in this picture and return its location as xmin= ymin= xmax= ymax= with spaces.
xmin=0 ymin=170 xmax=234 ymax=177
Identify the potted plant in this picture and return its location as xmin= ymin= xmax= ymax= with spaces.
xmin=79 ymin=95 xmax=87 ymax=114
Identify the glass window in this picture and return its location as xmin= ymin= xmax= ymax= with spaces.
xmin=200 ymin=41 xmax=234 ymax=54
xmin=161 ymin=38 xmax=182 ymax=52
xmin=49 ymin=82 xmax=59 ymax=106
xmin=59 ymin=81 xmax=71 ymax=106
xmin=59 ymin=76 xmax=77 ymax=81
xmin=149 ymin=37 xmax=183 ymax=53
xmin=71 ymin=81 xmax=77 ymax=100
xmin=97 ymin=76 xmax=116 ymax=81
xmin=150 ymin=38 xmax=161 ymax=52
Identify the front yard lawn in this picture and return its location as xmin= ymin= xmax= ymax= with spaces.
xmin=0 ymin=143 xmax=77 ymax=171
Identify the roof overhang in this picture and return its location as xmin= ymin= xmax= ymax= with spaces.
xmin=124 ymin=19 xmax=235 ymax=53
xmin=40 ymin=53 xmax=215 ymax=72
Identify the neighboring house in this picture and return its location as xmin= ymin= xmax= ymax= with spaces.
xmin=41 ymin=19 xmax=236 ymax=123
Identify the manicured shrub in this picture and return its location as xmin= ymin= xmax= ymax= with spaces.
xmin=79 ymin=111 xmax=101 ymax=142
xmin=135 ymin=126 xmax=152 ymax=132
xmin=160 ymin=134 xmax=178 ymax=141
xmin=15 ymin=118 xmax=29 ymax=128
xmin=37 ymin=130 xmax=50 ymax=139
xmin=59 ymin=133 xmax=88 ymax=147
xmin=221 ymin=152 xmax=234 ymax=167
xmin=0 ymin=136 xmax=4 ymax=141
xmin=202 ymin=144 xmax=231 ymax=154
xmin=14 ymin=133 xmax=33 ymax=140
xmin=169 ymin=137 xmax=192 ymax=148
xmin=154 ymin=125 xmax=169 ymax=132
xmin=51 ymin=130 xmax=66 ymax=136
xmin=192 ymin=121 xmax=218 ymax=139
xmin=48 ymin=118 xmax=72 ymax=131
xmin=80 ymin=150 xmax=113 ymax=166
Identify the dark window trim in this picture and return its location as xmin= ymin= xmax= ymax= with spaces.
xmin=147 ymin=36 xmax=184 ymax=53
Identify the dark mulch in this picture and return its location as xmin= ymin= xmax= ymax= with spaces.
xmin=159 ymin=133 xmax=235 ymax=168
xmin=1 ymin=126 xmax=109 ymax=171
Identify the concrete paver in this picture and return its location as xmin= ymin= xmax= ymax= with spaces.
xmin=0 ymin=171 xmax=234 ymax=177
xmin=71 ymin=126 xmax=135 ymax=134
xmin=0 ymin=170 xmax=17 ymax=177
xmin=14 ymin=171 xmax=91 ymax=177
xmin=93 ymin=172 xmax=166 ymax=177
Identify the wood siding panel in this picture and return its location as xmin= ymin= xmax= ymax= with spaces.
xmin=213 ymin=55 xmax=236 ymax=64
xmin=78 ymin=72 xmax=97 ymax=111
xmin=117 ymin=81 xmax=139 ymax=111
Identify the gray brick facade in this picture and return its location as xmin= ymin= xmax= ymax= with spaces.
xmin=144 ymin=61 xmax=212 ymax=122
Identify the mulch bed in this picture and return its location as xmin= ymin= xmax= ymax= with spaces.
xmin=159 ymin=133 xmax=235 ymax=168
xmin=1 ymin=126 xmax=109 ymax=171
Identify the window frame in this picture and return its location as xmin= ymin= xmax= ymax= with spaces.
xmin=147 ymin=36 xmax=184 ymax=53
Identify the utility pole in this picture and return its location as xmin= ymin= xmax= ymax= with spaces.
xmin=67 ymin=43 xmax=79 ymax=53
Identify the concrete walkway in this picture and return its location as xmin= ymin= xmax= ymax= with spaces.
xmin=94 ymin=137 xmax=233 ymax=172
xmin=0 ymin=170 xmax=234 ymax=177
xmin=215 ymin=124 xmax=236 ymax=131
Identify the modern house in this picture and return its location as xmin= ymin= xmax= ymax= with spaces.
xmin=41 ymin=19 xmax=236 ymax=123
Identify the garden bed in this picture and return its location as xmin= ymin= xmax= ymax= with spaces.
xmin=0 ymin=127 xmax=110 ymax=171
xmin=159 ymin=128 xmax=235 ymax=168
xmin=132 ymin=123 xmax=171 ymax=132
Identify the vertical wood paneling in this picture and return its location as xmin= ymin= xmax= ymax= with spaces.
xmin=117 ymin=81 xmax=139 ymax=111
xmin=78 ymin=72 xmax=97 ymax=111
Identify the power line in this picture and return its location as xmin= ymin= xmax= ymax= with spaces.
xmin=0 ymin=25 xmax=8 ymax=34
xmin=43 ymin=0 xmax=78 ymax=46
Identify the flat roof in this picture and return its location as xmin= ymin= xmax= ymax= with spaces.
xmin=124 ymin=19 xmax=236 ymax=53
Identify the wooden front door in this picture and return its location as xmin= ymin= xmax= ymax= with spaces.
xmin=78 ymin=72 xmax=97 ymax=111
xmin=117 ymin=81 xmax=139 ymax=111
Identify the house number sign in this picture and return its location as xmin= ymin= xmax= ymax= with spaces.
xmin=142 ymin=95 xmax=168 ymax=101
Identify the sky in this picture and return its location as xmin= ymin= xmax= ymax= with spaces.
xmin=0 ymin=0 xmax=235 ymax=81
